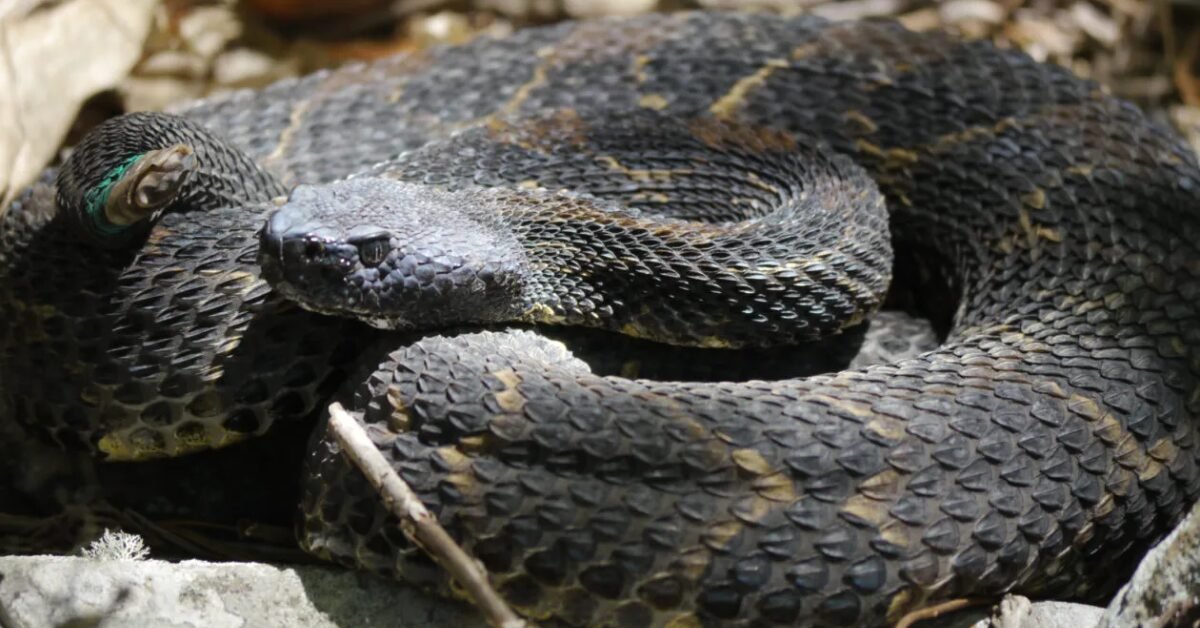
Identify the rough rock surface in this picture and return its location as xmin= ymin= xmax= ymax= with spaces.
xmin=913 ymin=596 xmax=1103 ymax=628
xmin=1099 ymin=501 xmax=1200 ymax=627
xmin=0 ymin=555 xmax=484 ymax=628
xmin=968 ymin=596 xmax=1103 ymax=628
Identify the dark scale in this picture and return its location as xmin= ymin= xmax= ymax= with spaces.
xmin=1 ymin=10 xmax=1197 ymax=628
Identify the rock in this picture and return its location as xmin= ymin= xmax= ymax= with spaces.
xmin=0 ymin=555 xmax=484 ymax=628
xmin=912 ymin=595 xmax=1103 ymax=628
xmin=562 ymin=0 xmax=657 ymax=18
xmin=969 ymin=596 xmax=1103 ymax=628
xmin=1099 ymin=501 xmax=1200 ymax=627
xmin=177 ymin=5 xmax=243 ymax=61
xmin=937 ymin=0 xmax=1005 ymax=26
xmin=213 ymin=47 xmax=301 ymax=89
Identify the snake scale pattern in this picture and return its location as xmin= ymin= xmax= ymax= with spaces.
xmin=3 ymin=11 xmax=1200 ymax=627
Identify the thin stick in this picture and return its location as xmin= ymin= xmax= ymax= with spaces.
xmin=895 ymin=597 xmax=989 ymax=628
xmin=326 ymin=402 xmax=527 ymax=628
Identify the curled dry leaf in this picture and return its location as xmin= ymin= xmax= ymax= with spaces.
xmin=0 ymin=0 xmax=158 ymax=212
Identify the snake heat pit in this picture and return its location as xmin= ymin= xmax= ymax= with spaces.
xmin=2 ymin=11 xmax=1199 ymax=627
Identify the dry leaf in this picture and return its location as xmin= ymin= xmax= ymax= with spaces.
xmin=0 ymin=0 xmax=158 ymax=211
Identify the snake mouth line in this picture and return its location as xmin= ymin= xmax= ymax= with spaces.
xmin=258 ymin=242 xmax=416 ymax=331
xmin=259 ymin=252 xmax=382 ymax=319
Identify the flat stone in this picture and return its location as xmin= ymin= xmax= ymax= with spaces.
xmin=0 ymin=555 xmax=484 ymax=628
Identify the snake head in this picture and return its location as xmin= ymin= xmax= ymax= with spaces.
xmin=259 ymin=178 xmax=528 ymax=330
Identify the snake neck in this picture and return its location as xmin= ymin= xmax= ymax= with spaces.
xmin=56 ymin=111 xmax=287 ymax=249
xmin=259 ymin=179 xmax=533 ymax=330
xmin=259 ymin=172 xmax=893 ymax=349
xmin=506 ymin=184 xmax=893 ymax=349
xmin=259 ymin=113 xmax=895 ymax=349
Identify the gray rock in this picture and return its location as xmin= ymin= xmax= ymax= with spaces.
xmin=968 ymin=596 xmax=1102 ymax=628
xmin=912 ymin=595 xmax=1103 ymax=628
xmin=0 ymin=555 xmax=484 ymax=628
xmin=1099 ymin=500 xmax=1200 ymax=627
xmin=7 ymin=502 xmax=1197 ymax=627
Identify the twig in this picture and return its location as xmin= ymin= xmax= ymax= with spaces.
xmin=326 ymin=402 xmax=527 ymax=628
xmin=895 ymin=597 xmax=990 ymax=628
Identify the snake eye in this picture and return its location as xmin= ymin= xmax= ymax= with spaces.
xmin=350 ymin=233 xmax=391 ymax=268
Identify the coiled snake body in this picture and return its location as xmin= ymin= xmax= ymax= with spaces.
xmin=3 ymin=12 xmax=1200 ymax=627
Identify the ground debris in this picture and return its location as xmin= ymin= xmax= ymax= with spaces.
xmin=1 ymin=0 xmax=1196 ymax=208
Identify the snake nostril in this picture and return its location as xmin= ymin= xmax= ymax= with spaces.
xmin=350 ymin=233 xmax=391 ymax=268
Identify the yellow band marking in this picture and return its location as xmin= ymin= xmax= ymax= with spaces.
xmin=709 ymin=58 xmax=789 ymax=118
